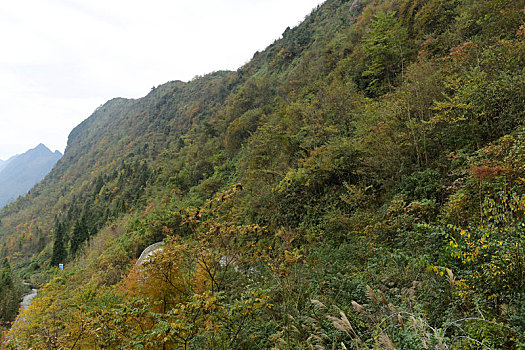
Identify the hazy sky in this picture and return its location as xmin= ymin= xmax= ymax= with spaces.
xmin=0 ymin=0 xmax=324 ymax=160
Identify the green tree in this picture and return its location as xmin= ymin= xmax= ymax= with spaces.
xmin=362 ymin=11 xmax=410 ymax=96
xmin=0 ymin=258 xmax=21 ymax=323
xmin=70 ymin=214 xmax=89 ymax=257
xmin=51 ymin=219 xmax=67 ymax=267
xmin=225 ymin=109 xmax=261 ymax=153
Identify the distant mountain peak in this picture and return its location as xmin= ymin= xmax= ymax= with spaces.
xmin=33 ymin=143 xmax=52 ymax=152
xmin=0 ymin=144 xmax=62 ymax=208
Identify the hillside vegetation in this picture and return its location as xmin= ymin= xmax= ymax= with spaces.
xmin=2 ymin=0 xmax=525 ymax=348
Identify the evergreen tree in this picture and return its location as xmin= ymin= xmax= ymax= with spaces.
xmin=0 ymin=258 xmax=20 ymax=322
xmin=51 ymin=219 xmax=67 ymax=267
xmin=70 ymin=214 xmax=89 ymax=257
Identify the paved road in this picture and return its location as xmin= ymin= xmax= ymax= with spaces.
xmin=20 ymin=286 xmax=38 ymax=312
xmin=137 ymin=242 xmax=164 ymax=265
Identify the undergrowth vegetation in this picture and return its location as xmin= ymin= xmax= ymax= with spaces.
xmin=1 ymin=0 xmax=525 ymax=348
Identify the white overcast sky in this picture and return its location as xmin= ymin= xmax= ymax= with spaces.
xmin=0 ymin=0 xmax=324 ymax=160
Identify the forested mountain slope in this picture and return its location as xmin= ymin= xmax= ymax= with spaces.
xmin=2 ymin=0 xmax=525 ymax=348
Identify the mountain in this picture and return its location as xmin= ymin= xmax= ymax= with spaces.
xmin=0 ymin=144 xmax=62 ymax=208
xmin=3 ymin=0 xmax=525 ymax=348
xmin=0 ymin=154 xmax=19 ymax=173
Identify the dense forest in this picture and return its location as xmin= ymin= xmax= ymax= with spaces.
xmin=1 ymin=0 xmax=525 ymax=348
